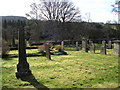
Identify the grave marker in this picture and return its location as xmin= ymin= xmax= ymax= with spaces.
xmin=61 ymin=41 xmax=64 ymax=50
xmin=89 ymin=40 xmax=93 ymax=46
xmin=108 ymin=40 xmax=112 ymax=49
xmin=82 ymin=39 xmax=88 ymax=52
xmin=100 ymin=40 xmax=106 ymax=55
xmin=113 ymin=40 xmax=120 ymax=57
xmin=44 ymin=43 xmax=51 ymax=60
xmin=76 ymin=41 xmax=79 ymax=51
xmin=89 ymin=41 xmax=95 ymax=53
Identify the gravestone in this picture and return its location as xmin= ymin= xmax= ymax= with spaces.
xmin=82 ymin=39 xmax=88 ymax=52
xmin=100 ymin=40 xmax=106 ymax=55
xmin=89 ymin=40 xmax=93 ymax=46
xmin=61 ymin=41 xmax=64 ymax=50
xmin=113 ymin=40 xmax=120 ymax=57
xmin=89 ymin=41 xmax=95 ymax=53
xmin=44 ymin=43 xmax=51 ymax=60
xmin=16 ymin=26 xmax=32 ymax=79
xmin=75 ymin=41 xmax=79 ymax=51
xmin=108 ymin=40 xmax=112 ymax=49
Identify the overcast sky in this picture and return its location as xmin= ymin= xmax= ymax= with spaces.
xmin=0 ymin=0 xmax=118 ymax=23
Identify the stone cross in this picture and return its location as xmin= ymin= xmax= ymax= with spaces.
xmin=82 ymin=39 xmax=88 ymax=52
xmin=113 ymin=40 xmax=120 ymax=57
xmin=44 ymin=43 xmax=51 ymax=60
xmin=100 ymin=40 xmax=106 ymax=55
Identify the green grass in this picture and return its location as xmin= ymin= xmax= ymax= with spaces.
xmin=2 ymin=48 xmax=119 ymax=89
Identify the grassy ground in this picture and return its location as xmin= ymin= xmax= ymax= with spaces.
xmin=2 ymin=48 xmax=119 ymax=89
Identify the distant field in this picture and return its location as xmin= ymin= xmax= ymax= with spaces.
xmin=2 ymin=48 xmax=119 ymax=89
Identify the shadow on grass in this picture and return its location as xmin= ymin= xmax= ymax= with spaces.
xmin=2 ymin=51 xmax=68 ymax=60
xmin=2 ymin=74 xmax=49 ymax=89
xmin=19 ymin=74 xmax=49 ymax=90
xmin=2 ymin=53 xmax=46 ymax=60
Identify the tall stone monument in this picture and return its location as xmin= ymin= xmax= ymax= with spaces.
xmin=16 ymin=26 xmax=32 ymax=79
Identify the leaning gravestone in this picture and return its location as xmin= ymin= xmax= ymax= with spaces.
xmin=108 ymin=40 xmax=112 ymax=49
xmin=113 ymin=40 xmax=120 ymax=57
xmin=89 ymin=41 xmax=95 ymax=53
xmin=100 ymin=40 xmax=106 ymax=55
xmin=82 ymin=39 xmax=88 ymax=52
xmin=75 ymin=41 xmax=79 ymax=51
xmin=44 ymin=42 xmax=51 ymax=60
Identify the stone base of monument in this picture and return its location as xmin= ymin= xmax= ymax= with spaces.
xmin=16 ymin=72 xmax=32 ymax=80
xmin=16 ymin=63 xmax=32 ymax=80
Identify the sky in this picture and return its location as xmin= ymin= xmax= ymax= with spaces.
xmin=0 ymin=0 xmax=118 ymax=23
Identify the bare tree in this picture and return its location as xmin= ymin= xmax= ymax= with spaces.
xmin=111 ymin=0 xmax=120 ymax=23
xmin=112 ymin=0 xmax=120 ymax=13
xmin=26 ymin=0 xmax=81 ymax=22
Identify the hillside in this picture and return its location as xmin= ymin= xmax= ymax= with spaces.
xmin=1 ymin=16 xmax=27 ymax=21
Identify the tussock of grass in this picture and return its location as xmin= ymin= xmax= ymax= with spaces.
xmin=2 ymin=49 xmax=119 ymax=88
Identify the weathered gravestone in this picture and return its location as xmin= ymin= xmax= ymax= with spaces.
xmin=89 ymin=40 xmax=93 ymax=47
xmin=108 ymin=40 xmax=112 ymax=49
xmin=113 ymin=40 xmax=120 ymax=57
xmin=44 ymin=42 xmax=51 ymax=60
xmin=16 ymin=26 xmax=32 ymax=79
xmin=61 ymin=41 xmax=64 ymax=50
xmin=89 ymin=41 xmax=95 ymax=53
xmin=82 ymin=39 xmax=88 ymax=52
xmin=100 ymin=40 xmax=106 ymax=55
xmin=75 ymin=41 xmax=79 ymax=51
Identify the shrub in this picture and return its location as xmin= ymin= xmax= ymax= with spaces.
xmin=38 ymin=43 xmax=67 ymax=55
xmin=54 ymin=45 xmax=64 ymax=52
xmin=38 ymin=42 xmax=53 ymax=53
xmin=38 ymin=45 xmax=45 ymax=53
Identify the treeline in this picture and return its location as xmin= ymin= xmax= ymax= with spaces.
xmin=2 ymin=19 xmax=120 ymax=47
